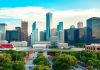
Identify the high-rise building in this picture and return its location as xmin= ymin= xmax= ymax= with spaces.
xmin=40 ymin=31 xmax=46 ymax=41
xmin=77 ymin=28 xmax=85 ymax=43
xmin=64 ymin=29 xmax=68 ymax=43
xmin=6 ymin=30 xmax=19 ymax=43
xmin=87 ymin=17 xmax=100 ymax=44
xmin=46 ymin=12 xmax=53 ymax=41
xmin=77 ymin=22 xmax=85 ymax=43
xmin=77 ymin=21 xmax=83 ymax=28
xmin=58 ymin=21 xmax=63 ymax=30
xmin=31 ymin=22 xmax=38 ymax=45
xmin=59 ymin=30 xmax=64 ymax=43
xmin=32 ymin=21 xmax=36 ymax=31
xmin=15 ymin=27 xmax=21 ymax=41
xmin=67 ymin=25 xmax=78 ymax=45
xmin=57 ymin=21 xmax=64 ymax=43
xmin=51 ymin=28 xmax=56 ymax=36
xmin=21 ymin=21 xmax=28 ymax=42
xmin=0 ymin=23 xmax=7 ymax=40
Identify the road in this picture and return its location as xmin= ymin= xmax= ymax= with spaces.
xmin=25 ymin=52 xmax=38 ymax=70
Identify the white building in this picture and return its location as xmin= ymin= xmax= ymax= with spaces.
xmin=33 ymin=44 xmax=47 ymax=50
xmin=0 ymin=40 xmax=8 ymax=44
xmin=58 ymin=43 xmax=68 ymax=49
xmin=10 ymin=41 xmax=27 ymax=47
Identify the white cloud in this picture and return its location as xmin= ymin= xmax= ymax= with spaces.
xmin=0 ymin=7 xmax=100 ymax=34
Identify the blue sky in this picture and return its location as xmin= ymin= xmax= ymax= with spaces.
xmin=0 ymin=0 xmax=100 ymax=9
xmin=0 ymin=0 xmax=100 ymax=34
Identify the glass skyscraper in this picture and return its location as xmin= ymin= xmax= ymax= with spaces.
xmin=32 ymin=21 xmax=36 ymax=31
xmin=0 ymin=23 xmax=7 ymax=40
xmin=58 ymin=21 xmax=63 ymax=30
xmin=87 ymin=17 xmax=100 ymax=44
xmin=46 ymin=12 xmax=52 ymax=41
xmin=31 ymin=22 xmax=38 ymax=45
xmin=57 ymin=21 xmax=64 ymax=43
xmin=6 ymin=30 xmax=19 ymax=43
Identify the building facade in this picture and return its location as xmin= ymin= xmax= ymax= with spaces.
xmin=87 ymin=17 xmax=100 ymax=44
xmin=15 ymin=27 xmax=21 ymax=41
xmin=46 ymin=12 xmax=53 ymax=41
xmin=64 ymin=29 xmax=68 ymax=43
xmin=0 ymin=23 xmax=7 ymax=40
xmin=40 ymin=31 xmax=46 ymax=41
xmin=85 ymin=44 xmax=100 ymax=52
xmin=21 ymin=21 xmax=28 ymax=42
xmin=31 ymin=22 xmax=38 ymax=46
xmin=6 ymin=30 xmax=19 ymax=43
xmin=77 ymin=21 xmax=83 ymax=28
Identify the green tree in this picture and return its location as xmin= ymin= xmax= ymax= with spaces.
xmin=2 ymin=63 xmax=13 ymax=70
xmin=32 ymin=65 xmax=50 ymax=70
xmin=33 ymin=53 xmax=49 ymax=66
xmin=87 ymin=60 xmax=94 ymax=70
xmin=52 ymin=54 xmax=77 ymax=70
xmin=13 ymin=61 xmax=25 ymax=70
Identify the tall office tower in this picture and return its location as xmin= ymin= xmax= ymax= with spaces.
xmin=58 ymin=21 xmax=63 ymax=30
xmin=77 ymin=21 xmax=83 ymax=28
xmin=15 ymin=27 xmax=21 ymax=41
xmin=77 ymin=22 xmax=85 ymax=43
xmin=46 ymin=12 xmax=53 ymax=41
xmin=21 ymin=21 xmax=28 ymax=42
xmin=64 ymin=29 xmax=68 ymax=43
xmin=40 ymin=31 xmax=46 ymax=41
xmin=32 ymin=21 xmax=36 ymax=31
xmin=77 ymin=28 xmax=85 ymax=43
xmin=6 ymin=30 xmax=19 ymax=43
xmin=0 ymin=31 xmax=2 ymax=40
xmin=0 ymin=23 xmax=7 ymax=40
xmin=31 ymin=22 xmax=38 ymax=45
xmin=57 ymin=21 xmax=64 ymax=43
xmin=59 ymin=30 xmax=64 ymax=43
xmin=67 ymin=25 xmax=78 ymax=45
xmin=87 ymin=17 xmax=100 ymax=44
xmin=51 ymin=28 xmax=56 ymax=36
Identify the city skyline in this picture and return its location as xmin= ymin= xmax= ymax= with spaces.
xmin=0 ymin=0 xmax=100 ymax=34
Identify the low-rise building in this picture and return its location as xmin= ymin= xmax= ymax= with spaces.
xmin=58 ymin=43 xmax=68 ymax=49
xmin=0 ymin=44 xmax=16 ymax=50
xmin=85 ymin=44 xmax=100 ymax=52
xmin=33 ymin=44 xmax=47 ymax=50
xmin=0 ymin=40 xmax=8 ymax=44
xmin=10 ymin=41 xmax=27 ymax=47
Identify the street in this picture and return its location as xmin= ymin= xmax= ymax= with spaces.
xmin=25 ymin=52 xmax=38 ymax=70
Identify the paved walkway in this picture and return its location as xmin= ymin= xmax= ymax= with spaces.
xmin=25 ymin=52 xmax=38 ymax=70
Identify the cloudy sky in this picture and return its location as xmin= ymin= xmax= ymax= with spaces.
xmin=0 ymin=0 xmax=100 ymax=34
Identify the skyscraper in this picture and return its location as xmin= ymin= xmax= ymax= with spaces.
xmin=46 ymin=12 xmax=53 ymax=41
xmin=67 ymin=25 xmax=78 ymax=45
xmin=40 ymin=31 xmax=46 ymax=41
xmin=15 ymin=27 xmax=21 ymax=41
xmin=31 ymin=22 xmax=38 ymax=45
xmin=21 ymin=21 xmax=28 ymax=42
xmin=64 ymin=29 xmax=68 ymax=43
xmin=0 ymin=23 xmax=7 ymax=40
xmin=32 ymin=21 xmax=36 ymax=31
xmin=77 ymin=22 xmax=85 ymax=43
xmin=51 ymin=28 xmax=56 ymax=36
xmin=77 ymin=21 xmax=83 ymax=28
xmin=87 ymin=17 xmax=100 ymax=44
xmin=6 ymin=30 xmax=19 ymax=43
xmin=57 ymin=21 xmax=64 ymax=43
xmin=58 ymin=21 xmax=63 ymax=30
